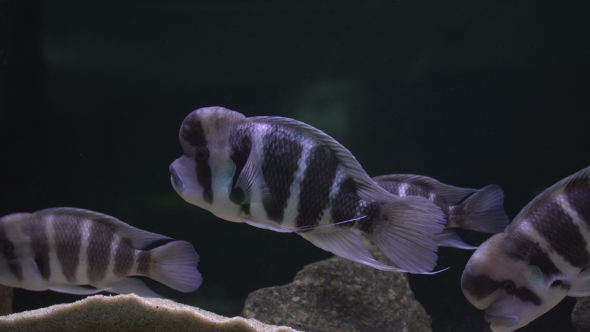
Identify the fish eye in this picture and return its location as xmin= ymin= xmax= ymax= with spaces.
xmin=503 ymin=280 xmax=516 ymax=294
xmin=195 ymin=147 xmax=210 ymax=165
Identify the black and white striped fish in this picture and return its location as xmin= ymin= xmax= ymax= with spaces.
xmin=0 ymin=208 xmax=202 ymax=298
xmin=372 ymin=174 xmax=509 ymax=249
xmin=461 ymin=166 xmax=590 ymax=331
xmin=169 ymin=106 xmax=446 ymax=274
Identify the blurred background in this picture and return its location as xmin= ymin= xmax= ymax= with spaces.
xmin=1 ymin=0 xmax=589 ymax=331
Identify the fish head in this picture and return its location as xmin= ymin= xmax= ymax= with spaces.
xmin=170 ymin=107 xmax=244 ymax=220
xmin=461 ymin=233 xmax=568 ymax=331
xmin=0 ymin=213 xmax=33 ymax=287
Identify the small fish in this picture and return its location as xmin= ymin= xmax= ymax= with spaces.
xmin=170 ymin=106 xmax=446 ymax=274
xmin=461 ymin=166 xmax=590 ymax=331
xmin=0 ymin=207 xmax=202 ymax=298
xmin=372 ymin=174 xmax=509 ymax=249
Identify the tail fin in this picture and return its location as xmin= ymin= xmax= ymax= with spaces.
xmin=149 ymin=241 xmax=202 ymax=293
xmin=364 ymin=196 xmax=446 ymax=274
xmin=449 ymin=185 xmax=509 ymax=233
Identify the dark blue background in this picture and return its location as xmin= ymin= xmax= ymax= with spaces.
xmin=1 ymin=1 xmax=589 ymax=331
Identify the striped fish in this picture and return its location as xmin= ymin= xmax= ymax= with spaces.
xmin=169 ymin=106 xmax=446 ymax=274
xmin=461 ymin=166 xmax=590 ymax=331
xmin=0 ymin=208 xmax=201 ymax=298
xmin=372 ymin=174 xmax=509 ymax=249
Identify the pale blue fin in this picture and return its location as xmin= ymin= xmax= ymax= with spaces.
xmin=568 ymin=269 xmax=590 ymax=297
xmin=372 ymin=174 xmax=476 ymax=204
xmin=436 ymin=229 xmax=477 ymax=250
xmin=453 ymin=185 xmax=509 ymax=233
xmin=106 ymin=277 xmax=162 ymax=298
xmin=35 ymin=207 xmax=171 ymax=249
xmin=244 ymin=219 xmax=294 ymax=233
xmin=299 ymin=227 xmax=409 ymax=272
xmin=48 ymin=285 xmax=104 ymax=295
xmin=363 ymin=196 xmax=446 ymax=274
xmin=235 ymin=153 xmax=269 ymax=204
xmin=149 ymin=241 xmax=202 ymax=293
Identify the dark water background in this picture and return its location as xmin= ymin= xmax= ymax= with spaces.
xmin=1 ymin=1 xmax=589 ymax=331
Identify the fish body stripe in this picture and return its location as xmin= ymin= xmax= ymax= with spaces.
xmin=505 ymin=232 xmax=561 ymax=276
xmin=229 ymin=123 xmax=253 ymax=213
xmin=261 ymin=126 xmax=303 ymax=223
xmin=462 ymin=274 xmax=541 ymax=305
xmin=197 ymin=163 xmax=213 ymax=204
xmin=25 ymin=219 xmax=51 ymax=281
xmin=86 ymin=222 xmax=115 ymax=283
xmin=0 ymin=227 xmax=23 ymax=282
xmin=331 ymin=177 xmax=360 ymax=229
xmin=296 ymin=145 xmax=339 ymax=229
xmin=181 ymin=119 xmax=208 ymax=147
xmin=136 ymin=251 xmax=151 ymax=275
xmin=566 ymin=183 xmax=590 ymax=228
xmin=181 ymin=120 xmax=213 ymax=204
xmin=54 ymin=217 xmax=82 ymax=283
xmin=113 ymin=238 xmax=134 ymax=278
xmin=358 ymin=202 xmax=380 ymax=233
xmin=529 ymin=199 xmax=589 ymax=268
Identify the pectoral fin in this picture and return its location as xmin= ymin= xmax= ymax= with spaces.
xmin=235 ymin=154 xmax=269 ymax=205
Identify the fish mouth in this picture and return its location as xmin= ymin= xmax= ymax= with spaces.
xmin=484 ymin=311 xmax=519 ymax=329
xmin=169 ymin=163 xmax=186 ymax=191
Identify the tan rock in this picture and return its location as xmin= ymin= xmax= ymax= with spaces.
xmin=0 ymin=294 xmax=300 ymax=332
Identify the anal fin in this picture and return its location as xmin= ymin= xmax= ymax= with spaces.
xmin=300 ymin=227 xmax=410 ymax=273
xmin=568 ymin=269 xmax=590 ymax=297
xmin=48 ymin=284 xmax=105 ymax=295
xmin=245 ymin=219 xmax=294 ymax=233
xmin=104 ymin=277 xmax=163 ymax=298
xmin=436 ymin=229 xmax=477 ymax=250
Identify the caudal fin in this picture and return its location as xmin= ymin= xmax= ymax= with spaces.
xmin=364 ymin=196 xmax=446 ymax=274
xmin=450 ymin=185 xmax=509 ymax=233
xmin=149 ymin=241 xmax=202 ymax=293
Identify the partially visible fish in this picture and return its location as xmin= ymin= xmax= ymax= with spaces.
xmin=461 ymin=166 xmax=590 ymax=331
xmin=0 ymin=207 xmax=202 ymax=298
xmin=372 ymin=174 xmax=509 ymax=249
xmin=170 ymin=106 xmax=446 ymax=274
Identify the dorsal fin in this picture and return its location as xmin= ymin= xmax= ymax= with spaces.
xmin=372 ymin=174 xmax=477 ymax=204
xmin=35 ymin=207 xmax=171 ymax=249
xmin=249 ymin=116 xmax=392 ymax=202
xmin=509 ymin=166 xmax=590 ymax=231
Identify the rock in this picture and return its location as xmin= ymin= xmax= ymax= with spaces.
xmin=242 ymin=255 xmax=432 ymax=332
xmin=0 ymin=294 xmax=299 ymax=332
xmin=572 ymin=297 xmax=590 ymax=332
xmin=0 ymin=285 xmax=12 ymax=315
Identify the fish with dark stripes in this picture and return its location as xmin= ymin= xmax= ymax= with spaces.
xmin=372 ymin=174 xmax=509 ymax=249
xmin=0 ymin=207 xmax=202 ymax=298
xmin=169 ymin=106 xmax=447 ymax=274
xmin=461 ymin=165 xmax=590 ymax=331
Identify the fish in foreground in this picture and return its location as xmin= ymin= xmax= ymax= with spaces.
xmin=373 ymin=174 xmax=509 ymax=249
xmin=0 ymin=207 xmax=202 ymax=298
xmin=461 ymin=166 xmax=590 ymax=331
xmin=170 ymin=106 xmax=447 ymax=274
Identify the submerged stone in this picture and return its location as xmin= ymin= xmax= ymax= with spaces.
xmin=0 ymin=285 xmax=12 ymax=316
xmin=0 ymin=294 xmax=299 ymax=332
xmin=572 ymin=297 xmax=590 ymax=332
xmin=242 ymin=255 xmax=432 ymax=332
